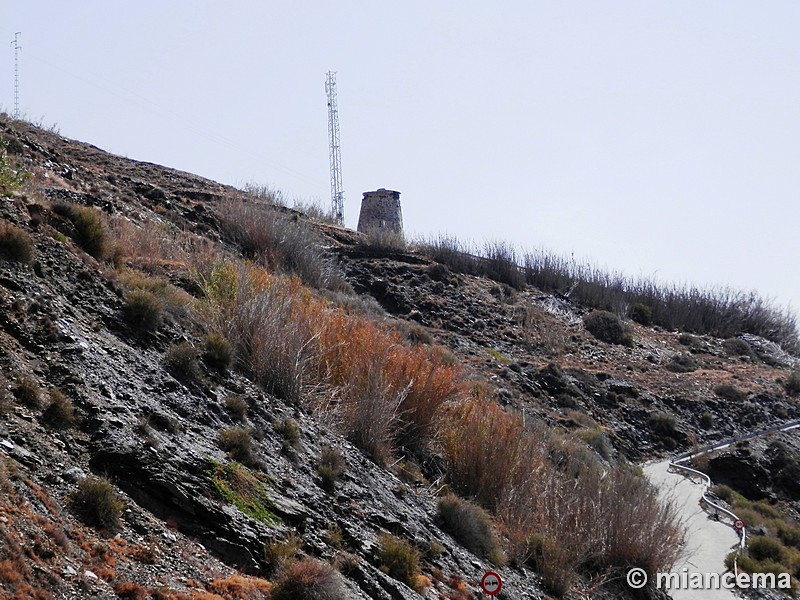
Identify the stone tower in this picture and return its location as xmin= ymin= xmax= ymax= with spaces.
xmin=357 ymin=189 xmax=403 ymax=236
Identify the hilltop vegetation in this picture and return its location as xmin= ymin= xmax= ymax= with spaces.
xmin=1 ymin=113 xmax=799 ymax=599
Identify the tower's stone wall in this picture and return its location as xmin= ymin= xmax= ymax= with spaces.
xmin=357 ymin=189 xmax=403 ymax=236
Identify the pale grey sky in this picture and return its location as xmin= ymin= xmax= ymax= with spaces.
xmin=4 ymin=2 xmax=799 ymax=316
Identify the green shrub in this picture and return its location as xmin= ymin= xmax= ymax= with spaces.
xmin=630 ymin=302 xmax=652 ymax=326
xmin=0 ymin=140 xmax=30 ymax=195
xmin=123 ymin=289 xmax=164 ymax=331
xmin=271 ymin=558 xmax=346 ymax=600
xmin=711 ymin=484 xmax=734 ymax=503
xmin=317 ymin=446 xmax=347 ymax=492
xmin=776 ymin=521 xmax=800 ymax=549
xmin=376 ymin=533 xmax=421 ymax=589
xmin=164 ymin=342 xmax=201 ymax=381
xmin=208 ymin=461 xmax=280 ymax=525
xmin=204 ymin=332 xmax=233 ymax=371
xmin=437 ymin=494 xmax=504 ymax=564
xmin=0 ymin=221 xmax=33 ymax=263
xmin=70 ymin=476 xmax=124 ymax=530
xmin=224 ymin=395 xmax=248 ymax=422
xmin=714 ymin=384 xmax=747 ymax=402
xmin=43 ymin=389 xmax=76 ymax=428
xmin=583 ymin=311 xmax=631 ymax=345
xmin=71 ymin=206 xmax=107 ymax=258
xmin=748 ymin=536 xmax=788 ymax=564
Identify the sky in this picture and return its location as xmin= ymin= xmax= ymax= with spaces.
xmin=3 ymin=2 xmax=799 ymax=317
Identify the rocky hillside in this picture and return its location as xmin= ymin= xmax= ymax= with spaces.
xmin=1 ymin=115 xmax=799 ymax=600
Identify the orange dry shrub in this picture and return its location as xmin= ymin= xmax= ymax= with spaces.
xmin=441 ymin=389 xmax=545 ymax=509
xmin=197 ymin=260 xmax=461 ymax=460
xmin=206 ymin=574 xmax=272 ymax=599
xmin=318 ymin=310 xmax=462 ymax=462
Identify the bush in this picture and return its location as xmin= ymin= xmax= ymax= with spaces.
xmin=361 ymin=229 xmax=407 ymax=253
xmin=0 ymin=140 xmax=30 ymax=195
xmin=13 ymin=376 xmax=41 ymax=408
xmin=275 ymin=417 xmax=300 ymax=448
xmin=271 ymin=558 xmax=346 ymax=600
xmin=714 ymin=384 xmax=747 ymax=402
xmin=648 ymin=411 xmax=679 ymax=438
xmin=164 ymin=342 xmax=201 ymax=381
xmin=204 ymin=332 xmax=233 ymax=371
xmin=42 ymin=389 xmax=76 ymax=428
xmin=263 ymin=534 xmax=301 ymax=572
xmin=785 ymin=369 xmax=800 ymax=396
xmin=71 ymin=206 xmax=107 ymax=258
xmin=630 ymin=302 xmax=652 ymax=325
xmin=723 ymin=337 xmax=754 ymax=358
xmin=711 ymin=484 xmax=734 ymax=503
xmin=217 ymin=197 xmax=334 ymax=289
xmin=441 ymin=394 xmax=536 ymax=509
xmin=576 ymin=427 xmax=614 ymax=460
xmin=437 ymin=494 xmax=504 ymax=564
xmin=218 ymin=427 xmax=256 ymax=466
xmin=376 ymin=533 xmax=421 ymax=590
xmin=123 ymin=289 xmax=164 ymax=331
xmin=699 ymin=411 xmax=715 ymax=428
xmin=665 ymin=354 xmax=698 ymax=373
xmin=0 ymin=221 xmax=33 ymax=263
xmin=583 ymin=311 xmax=631 ymax=346
xmin=70 ymin=476 xmax=124 ymax=530
xmin=678 ymin=333 xmax=703 ymax=349
xmin=521 ymin=247 xmax=800 ymax=353
xmin=224 ymin=395 xmax=248 ymax=422
xmin=748 ymin=536 xmax=788 ymax=564
xmin=317 ymin=446 xmax=347 ymax=492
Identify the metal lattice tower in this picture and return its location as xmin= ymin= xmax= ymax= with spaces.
xmin=10 ymin=33 xmax=21 ymax=118
xmin=325 ymin=71 xmax=344 ymax=224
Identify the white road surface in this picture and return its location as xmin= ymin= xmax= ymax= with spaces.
xmin=644 ymin=460 xmax=741 ymax=600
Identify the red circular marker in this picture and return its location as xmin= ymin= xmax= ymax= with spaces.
xmin=480 ymin=571 xmax=503 ymax=596
xmin=733 ymin=519 xmax=745 ymax=531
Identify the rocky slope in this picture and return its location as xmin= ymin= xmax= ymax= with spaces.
xmin=1 ymin=115 xmax=799 ymax=600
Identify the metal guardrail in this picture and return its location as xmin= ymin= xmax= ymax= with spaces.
xmin=667 ymin=419 xmax=800 ymax=556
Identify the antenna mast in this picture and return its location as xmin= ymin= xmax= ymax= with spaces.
xmin=10 ymin=32 xmax=21 ymax=118
xmin=325 ymin=71 xmax=344 ymax=224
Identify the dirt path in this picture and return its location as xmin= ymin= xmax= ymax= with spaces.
xmin=644 ymin=460 xmax=741 ymax=600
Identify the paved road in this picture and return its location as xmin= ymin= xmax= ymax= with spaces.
xmin=644 ymin=460 xmax=741 ymax=600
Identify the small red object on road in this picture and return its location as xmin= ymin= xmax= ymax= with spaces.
xmin=733 ymin=519 xmax=745 ymax=531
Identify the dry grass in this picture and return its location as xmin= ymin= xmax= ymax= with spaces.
xmin=271 ymin=558 xmax=346 ymax=600
xmin=0 ymin=220 xmax=34 ymax=263
xmin=42 ymin=389 xmax=76 ymax=428
xmin=198 ymin=261 xmax=460 ymax=461
xmin=206 ymin=574 xmax=272 ymax=599
xmin=216 ymin=196 xmax=334 ymax=289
